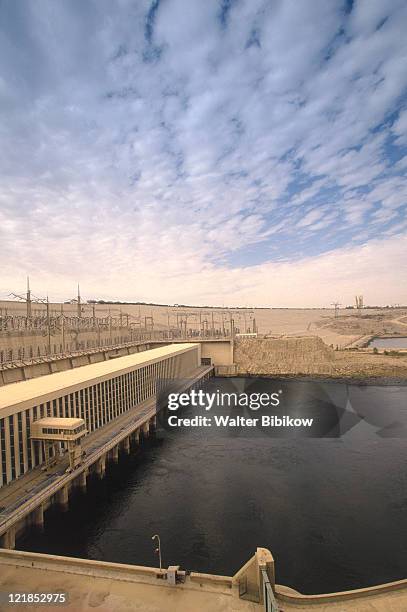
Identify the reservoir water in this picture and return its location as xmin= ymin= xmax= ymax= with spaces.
xmin=18 ymin=377 xmax=407 ymax=595
xmin=368 ymin=336 xmax=407 ymax=349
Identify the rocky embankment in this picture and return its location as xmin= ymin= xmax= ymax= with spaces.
xmin=234 ymin=337 xmax=407 ymax=381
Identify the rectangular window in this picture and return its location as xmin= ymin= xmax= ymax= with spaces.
xmin=75 ymin=392 xmax=80 ymax=418
xmin=127 ymin=373 xmax=132 ymax=409
xmin=130 ymin=372 xmax=135 ymax=407
xmin=26 ymin=411 xmax=33 ymax=469
xmin=99 ymin=383 xmax=104 ymax=426
xmin=0 ymin=419 xmax=6 ymax=485
xmin=96 ymin=384 xmax=102 ymax=427
xmin=118 ymin=377 xmax=122 ymax=414
xmin=80 ymin=389 xmax=84 ymax=421
xmin=84 ymin=387 xmax=89 ymax=430
xmin=9 ymin=415 xmax=15 ymax=480
xmin=18 ymin=412 xmax=24 ymax=475
xmin=112 ymin=378 xmax=117 ymax=419
xmin=108 ymin=380 xmax=112 ymax=422
xmin=89 ymin=386 xmax=94 ymax=431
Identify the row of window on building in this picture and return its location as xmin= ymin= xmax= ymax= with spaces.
xmin=0 ymin=348 xmax=196 ymax=487
xmin=41 ymin=424 xmax=86 ymax=435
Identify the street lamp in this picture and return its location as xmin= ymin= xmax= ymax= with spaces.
xmin=152 ymin=534 xmax=162 ymax=571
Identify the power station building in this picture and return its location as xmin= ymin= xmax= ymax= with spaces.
xmin=0 ymin=343 xmax=201 ymax=488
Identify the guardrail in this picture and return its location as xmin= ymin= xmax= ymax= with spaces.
xmin=261 ymin=568 xmax=279 ymax=611
xmin=0 ymin=339 xmax=150 ymax=369
xmin=0 ymin=333 xmax=232 ymax=369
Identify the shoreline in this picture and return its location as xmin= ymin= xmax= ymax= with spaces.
xmin=233 ymin=373 xmax=407 ymax=386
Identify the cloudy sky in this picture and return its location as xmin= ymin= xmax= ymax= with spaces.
xmin=0 ymin=0 xmax=406 ymax=307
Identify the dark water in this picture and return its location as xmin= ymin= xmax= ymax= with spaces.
xmin=368 ymin=336 xmax=407 ymax=349
xmin=18 ymin=377 xmax=407 ymax=595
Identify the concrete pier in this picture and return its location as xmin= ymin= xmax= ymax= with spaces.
xmin=96 ymin=457 xmax=106 ymax=479
xmin=130 ymin=430 xmax=140 ymax=454
xmin=31 ymin=504 xmax=44 ymax=529
xmin=123 ymin=436 xmax=130 ymax=454
xmin=111 ymin=445 xmax=119 ymax=462
xmin=0 ymin=526 xmax=15 ymax=549
xmin=56 ymin=485 xmax=69 ymax=512
xmin=77 ymin=471 xmax=87 ymax=492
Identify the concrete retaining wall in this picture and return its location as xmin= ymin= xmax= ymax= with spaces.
xmin=235 ymin=336 xmax=336 ymax=375
xmin=0 ymin=342 xmax=153 ymax=386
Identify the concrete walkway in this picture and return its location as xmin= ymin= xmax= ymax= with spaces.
xmin=1 ymin=553 xmax=407 ymax=611
xmin=0 ymin=551 xmax=260 ymax=612
xmin=276 ymin=585 xmax=407 ymax=611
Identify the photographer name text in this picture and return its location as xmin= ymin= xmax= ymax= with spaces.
xmin=167 ymin=415 xmax=313 ymax=428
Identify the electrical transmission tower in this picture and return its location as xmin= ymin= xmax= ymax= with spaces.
xmin=355 ymin=295 xmax=364 ymax=316
xmin=331 ymin=302 xmax=341 ymax=318
xmin=9 ymin=277 xmax=48 ymax=317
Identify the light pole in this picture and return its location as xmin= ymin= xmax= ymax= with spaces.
xmin=152 ymin=534 xmax=162 ymax=571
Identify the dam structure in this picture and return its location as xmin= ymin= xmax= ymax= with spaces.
xmin=0 ymin=342 xmax=212 ymax=549
xmin=1 ymin=336 xmax=407 ymax=609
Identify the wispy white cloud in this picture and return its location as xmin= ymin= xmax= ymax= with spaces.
xmin=0 ymin=0 xmax=406 ymax=305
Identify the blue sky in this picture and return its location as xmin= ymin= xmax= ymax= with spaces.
xmin=0 ymin=0 xmax=406 ymax=306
